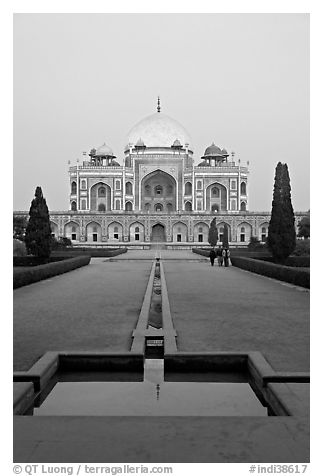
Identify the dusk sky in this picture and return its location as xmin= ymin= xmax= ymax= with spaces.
xmin=13 ymin=13 xmax=309 ymax=212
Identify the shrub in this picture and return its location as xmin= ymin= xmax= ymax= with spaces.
xmin=297 ymin=215 xmax=310 ymax=239
xmin=13 ymin=256 xmax=91 ymax=289
xmin=230 ymin=256 xmax=309 ymax=288
xmin=292 ymin=240 xmax=310 ymax=256
xmin=13 ymin=239 xmax=27 ymax=257
xmin=248 ymin=236 xmax=266 ymax=251
xmin=13 ymin=215 xmax=28 ymax=241
xmin=51 ymin=236 xmax=73 ymax=250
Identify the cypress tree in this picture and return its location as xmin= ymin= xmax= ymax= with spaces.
xmin=267 ymin=163 xmax=296 ymax=262
xmin=208 ymin=218 xmax=218 ymax=247
xmin=25 ymin=187 xmax=52 ymax=260
xmin=222 ymin=224 xmax=229 ymax=248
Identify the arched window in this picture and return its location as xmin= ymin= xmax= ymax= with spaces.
xmin=71 ymin=181 xmax=77 ymax=194
xmin=145 ymin=185 xmax=151 ymax=196
xmin=219 ymin=227 xmax=224 ymax=242
xmin=240 ymin=201 xmax=246 ymax=211
xmin=212 ymin=187 xmax=219 ymax=197
xmin=197 ymin=180 xmax=202 ymax=190
xmin=135 ymin=226 xmax=140 ymax=233
xmin=81 ymin=180 xmax=86 ymax=189
xmin=155 ymin=203 xmax=163 ymax=212
xmin=125 ymin=201 xmax=133 ymax=211
xmin=185 ymin=201 xmax=192 ymax=211
xmin=98 ymin=186 xmax=106 ymax=197
xmin=71 ymin=201 xmax=77 ymax=211
xmin=240 ymin=226 xmax=245 ymax=242
xmin=240 ymin=182 xmax=246 ymax=195
xmin=155 ymin=185 xmax=163 ymax=196
xmin=98 ymin=203 xmax=106 ymax=212
xmin=261 ymin=227 xmax=267 ymax=242
xmin=126 ymin=182 xmax=133 ymax=195
xmin=185 ymin=182 xmax=192 ymax=195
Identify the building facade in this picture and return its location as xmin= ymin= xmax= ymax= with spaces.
xmin=15 ymin=100 xmax=306 ymax=247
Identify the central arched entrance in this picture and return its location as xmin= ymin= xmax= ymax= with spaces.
xmin=151 ymin=224 xmax=166 ymax=242
xmin=141 ymin=170 xmax=176 ymax=212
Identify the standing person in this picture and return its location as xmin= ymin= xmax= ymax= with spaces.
xmin=223 ymin=248 xmax=231 ymax=267
xmin=217 ymin=246 xmax=223 ymax=266
xmin=209 ymin=247 xmax=216 ymax=266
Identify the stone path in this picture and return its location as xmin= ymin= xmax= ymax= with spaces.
xmin=164 ymin=259 xmax=310 ymax=372
xmin=13 ymin=258 xmax=151 ymax=371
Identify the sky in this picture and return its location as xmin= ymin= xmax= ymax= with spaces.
xmin=13 ymin=13 xmax=309 ymax=212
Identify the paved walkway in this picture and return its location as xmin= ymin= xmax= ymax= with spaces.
xmin=109 ymin=249 xmax=208 ymax=260
xmin=13 ymin=258 xmax=151 ymax=371
xmin=164 ymin=259 xmax=310 ymax=372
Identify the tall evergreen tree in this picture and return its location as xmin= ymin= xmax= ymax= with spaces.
xmin=222 ymin=224 xmax=229 ymax=248
xmin=267 ymin=163 xmax=296 ymax=262
xmin=25 ymin=187 xmax=52 ymax=260
xmin=208 ymin=218 xmax=218 ymax=247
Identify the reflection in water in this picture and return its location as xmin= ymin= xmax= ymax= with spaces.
xmin=33 ymin=359 xmax=267 ymax=416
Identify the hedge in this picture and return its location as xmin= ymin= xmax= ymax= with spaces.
xmin=192 ymin=248 xmax=270 ymax=259
xmin=51 ymin=247 xmax=127 ymax=258
xmin=230 ymin=256 xmax=310 ymax=289
xmin=256 ymin=256 xmax=310 ymax=268
xmin=13 ymin=256 xmax=67 ymax=267
xmin=192 ymin=248 xmax=211 ymax=257
xmin=13 ymin=255 xmax=91 ymax=289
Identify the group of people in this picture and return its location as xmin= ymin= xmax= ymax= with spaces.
xmin=209 ymin=246 xmax=231 ymax=267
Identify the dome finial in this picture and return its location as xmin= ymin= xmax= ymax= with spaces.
xmin=157 ymin=96 xmax=161 ymax=113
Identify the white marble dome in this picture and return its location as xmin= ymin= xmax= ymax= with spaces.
xmin=126 ymin=112 xmax=192 ymax=149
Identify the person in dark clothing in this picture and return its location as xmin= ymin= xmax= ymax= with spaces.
xmin=223 ymin=248 xmax=231 ymax=267
xmin=217 ymin=246 xmax=223 ymax=266
xmin=209 ymin=248 xmax=216 ymax=266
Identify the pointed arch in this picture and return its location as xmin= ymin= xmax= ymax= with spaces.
xmin=90 ymin=182 xmax=111 ymax=212
xmin=141 ymin=169 xmax=177 ymax=211
xmin=206 ymin=182 xmax=228 ymax=211
xmin=64 ymin=220 xmax=80 ymax=241
xmin=85 ymin=221 xmax=102 ymax=242
xmin=172 ymin=221 xmax=188 ymax=242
